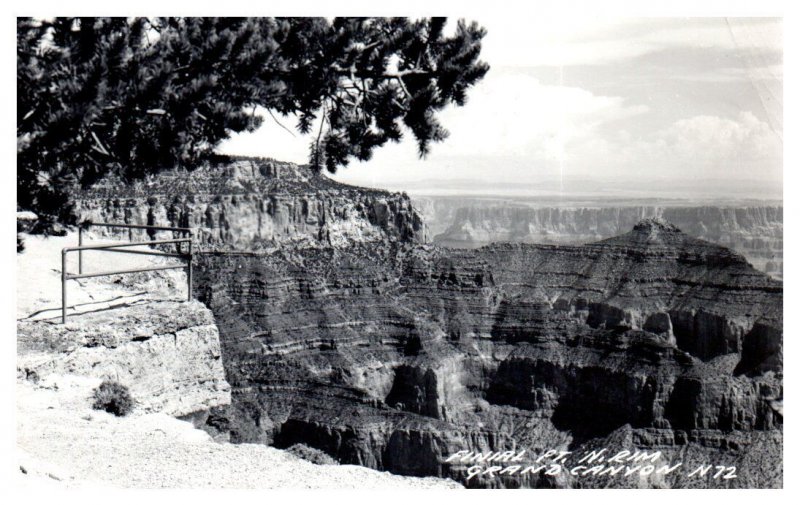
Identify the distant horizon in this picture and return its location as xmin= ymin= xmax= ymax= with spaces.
xmin=333 ymin=173 xmax=784 ymax=201
xmin=212 ymin=152 xmax=785 ymax=202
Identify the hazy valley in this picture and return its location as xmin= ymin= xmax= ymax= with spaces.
xmin=413 ymin=196 xmax=783 ymax=280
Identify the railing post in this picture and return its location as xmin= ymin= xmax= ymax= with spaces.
xmin=78 ymin=225 xmax=83 ymax=275
xmin=62 ymin=249 xmax=67 ymax=324
xmin=187 ymin=239 xmax=193 ymax=301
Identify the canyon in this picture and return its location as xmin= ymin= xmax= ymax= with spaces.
xmin=414 ymin=197 xmax=783 ymax=280
xmin=74 ymin=159 xmax=783 ymax=488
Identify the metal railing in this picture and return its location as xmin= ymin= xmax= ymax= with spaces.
xmin=61 ymin=222 xmax=194 ymax=324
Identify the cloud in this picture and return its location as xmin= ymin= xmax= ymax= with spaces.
xmin=220 ymin=72 xmax=781 ymax=190
xmin=433 ymin=93 xmax=783 ymax=186
xmin=641 ymin=111 xmax=782 ymax=177
xmin=219 ymin=71 xmax=650 ymax=168
xmin=433 ymin=71 xmax=649 ymax=160
xmin=481 ymin=17 xmax=781 ymax=68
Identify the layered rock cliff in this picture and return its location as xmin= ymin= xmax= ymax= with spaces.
xmin=425 ymin=203 xmax=783 ymax=279
xmin=193 ymin=217 xmax=782 ymax=488
xmin=75 ymin=157 xmax=427 ymax=249
xmin=69 ymin=161 xmax=782 ymax=488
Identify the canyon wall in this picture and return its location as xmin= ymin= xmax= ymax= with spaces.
xmin=193 ymin=218 xmax=782 ymax=488
xmin=420 ymin=201 xmax=782 ymax=279
xmin=75 ymin=158 xmax=427 ymax=249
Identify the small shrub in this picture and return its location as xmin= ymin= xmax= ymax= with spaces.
xmin=92 ymin=380 xmax=134 ymax=416
xmin=286 ymin=443 xmax=339 ymax=465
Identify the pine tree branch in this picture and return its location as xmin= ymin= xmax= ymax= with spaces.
xmin=267 ymin=108 xmax=296 ymax=137
xmin=90 ymin=131 xmax=110 ymax=156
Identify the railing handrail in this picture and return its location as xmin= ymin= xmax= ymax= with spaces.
xmin=64 ymin=237 xmax=191 ymax=252
xmin=78 ymin=222 xmax=192 ymax=274
xmin=62 ymin=223 xmax=194 ymax=324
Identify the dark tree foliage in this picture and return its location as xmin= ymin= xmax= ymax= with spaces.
xmin=17 ymin=17 xmax=489 ymax=224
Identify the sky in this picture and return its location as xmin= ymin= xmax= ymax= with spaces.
xmin=217 ymin=17 xmax=783 ymax=199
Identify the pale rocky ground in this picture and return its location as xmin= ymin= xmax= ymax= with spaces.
xmin=16 ymin=231 xmax=461 ymax=489
xmin=16 ymin=376 xmax=459 ymax=489
xmin=17 ymin=231 xmax=189 ymax=322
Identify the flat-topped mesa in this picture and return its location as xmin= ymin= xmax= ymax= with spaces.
xmin=74 ymin=157 xmax=428 ymax=250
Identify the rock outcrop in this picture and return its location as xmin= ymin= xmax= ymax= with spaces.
xmin=192 ymin=217 xmax=782 ymax=488
xmin=17 ymin=300 xmax=231 ymax=417
xmin=75 ymin=157 xmax=427 ymax=249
